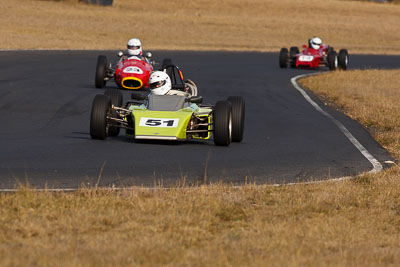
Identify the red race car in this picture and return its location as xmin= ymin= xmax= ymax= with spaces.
xmin=94 ymin=54 xmax=198 ymax=96
xmin=279 ymin=37 xmax=348 ymax=71
xmin=95 ymin=52 xmax=154 ymax=90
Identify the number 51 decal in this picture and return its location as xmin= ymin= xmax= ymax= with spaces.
xmin=139 ymin=117 xmax=180 ymax=128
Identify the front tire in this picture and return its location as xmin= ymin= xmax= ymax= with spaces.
xmin=279 ymin=48 xmax=289 ymax=68
xmin=289 ymin=47 xmax=299 ymax=68
xmin=90 ymin=95 xmax=111 ymax=140
xmin=213 ymin=101 xmax=232 ymax=146
xmin=328 ymin=51 xmax=338 ymax=71
xmin=95 ymin=55 xmax=108 ymax=88
xmin=104 ymin=89 xmax=123 ymax=136
xmin=227 ymin=96 xmax=245 ymax=142
xmin=338 ymin=49 xmax=348 ymax=70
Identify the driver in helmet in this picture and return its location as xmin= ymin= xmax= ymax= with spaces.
xmin=309 ymin=37 xmax=322 ymax=50
xmin=149 ymin=71 xmax=190 ymax=97
xmin=120 ymin=38 xmax=151 ymax=63
xmin=127 ymin=38 xmax=143 ymax=59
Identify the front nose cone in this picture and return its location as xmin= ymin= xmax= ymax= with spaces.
xmin=122 ymin=77 xmax=143 ymax=89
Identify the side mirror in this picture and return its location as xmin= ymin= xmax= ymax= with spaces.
xmin=145 ymin=52 xmax=152 ymax=59
xmin=302 ymin=44 xmax=307 ymax=49
xmin=118 ymin=51 xmax=123 ymax=57
xmin=187 ymin=96 xmax=203 ymax=104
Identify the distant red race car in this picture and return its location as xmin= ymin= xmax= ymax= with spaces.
xmin=279 ymin=41 xmax=348 ymax=71
xmin=94 ymin=54 xmax=198 ymax=96
xmin=95 ymin=52 xmax=154 ymax=90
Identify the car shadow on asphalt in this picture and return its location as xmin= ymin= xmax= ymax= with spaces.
xmin=124 ymin=138 xmax=214 ymax=147
xmin=66 ymin=132 xmax=214 ymax=146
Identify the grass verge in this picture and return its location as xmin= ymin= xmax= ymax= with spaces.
xmin=1 ymin=0 xmax=400 ymax=53
xmin=1 ymin=177 xmax=400 ymax=266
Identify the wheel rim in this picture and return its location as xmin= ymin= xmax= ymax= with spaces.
xmin=345 ymin=55 xmax=348 ymax=66
xmin=335 ymin=57 xmax=338 ymax=68
xmin=105 ymin=110 xmax=111 ymax=136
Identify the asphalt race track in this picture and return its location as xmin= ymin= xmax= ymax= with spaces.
xmin=0 ymin=50 xmax=399 ymax=189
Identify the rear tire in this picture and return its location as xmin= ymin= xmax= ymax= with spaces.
xmin=328 ymin=51 xmax=338 ymax=71
xmin=213 ymin=101 xmax=232 ymax=146
xmin=279 ymin=48 xmax=289 ymax=68
xmin=338 ymin=49 xmax=348 ymax=70
xmin=161 ymin=58 xmax=172 ymax=70
xmin=104 ymin=89 xmax=123 ymax=136
xmin=289 ymin=47 xmax=299 ymax=68
xmin=95 ymin=55 xmax=108 ymax=88
xmin=90 ymin=95 xmax=111 ymax=140
xmin=161 ymin=58 xmax=173 ymax=81
xmin=227 ymin=96 xmax=245 ymax=142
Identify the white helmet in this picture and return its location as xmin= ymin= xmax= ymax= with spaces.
xmin=310 ymin=37 xmax=322 ymax=50
xmin=127 ymin=38 xmax=142 ymax=56
xmin=149 ymin=71 xmax=171 ymax=95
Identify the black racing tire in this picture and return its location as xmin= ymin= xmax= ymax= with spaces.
xmin=90 ymin=94 xmax=111 ymax=140
xmin=104 ymin=89 xmax=123 ymax=136
xmin=289 ymin=47 xmax=299 ymax=68
xmin=95 ymin=55 xmax=108 ymax=88
xmin=327 ymin=51 xmax=338 ymax=71
xmin=161 ymin=58 xmax=173 ymax=81
xmin=279 ymin=48 xmax=289 ymax=68
xmin=338 ymin=49 xmax=349 ymax=70
xmin=213 ymin=101 xmax=232 ymax=146
xmin=161 ymin=58 xmax=172 ymax=70
xmin=227 ymin=96 xmax=245 ymax=142
xmin=327 ymin=46 xmax=334 ymax=55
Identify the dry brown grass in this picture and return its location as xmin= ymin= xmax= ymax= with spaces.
xmin=300 ymin=70 xmax=400 ymax=158
xmin=1 ymin=175 xmax=400 ymax=266
xmin=349 ymin=0 xmax=400 ymax=3
xmin=1 ymin=0 xmax=400 ymax=53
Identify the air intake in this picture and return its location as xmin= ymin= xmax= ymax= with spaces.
xmin=122 ymin=77 xmax=143 ymax=90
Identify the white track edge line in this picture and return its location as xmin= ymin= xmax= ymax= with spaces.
xmin=291 ymin=72 xmax=383 ymax=175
